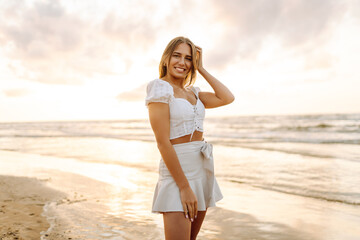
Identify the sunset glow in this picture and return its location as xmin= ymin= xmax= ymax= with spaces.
xmin=1 ymin=0 xmax=359 ymax=122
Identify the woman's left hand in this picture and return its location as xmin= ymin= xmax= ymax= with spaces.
xmin=195 ymin=46 xmax=203 ymax=71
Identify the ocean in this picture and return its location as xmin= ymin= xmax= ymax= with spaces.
xmin=0 ymin=113 xmax=359 ymax=239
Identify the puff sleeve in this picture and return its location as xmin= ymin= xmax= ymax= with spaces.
xmin=145 ymin=79 xmax=174 ymax=108
xmin=193 ymin=86 xmax=201 ymax=95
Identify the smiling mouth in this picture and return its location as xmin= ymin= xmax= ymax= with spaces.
xmin=175 ymin=67 xmax=186 ymax=73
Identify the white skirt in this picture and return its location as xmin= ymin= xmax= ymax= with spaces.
xmin=152 ymin=140 xmax=223 ymax=214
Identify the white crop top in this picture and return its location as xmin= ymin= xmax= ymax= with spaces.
xmin=145 ymin=78 xmax=205 ymax=140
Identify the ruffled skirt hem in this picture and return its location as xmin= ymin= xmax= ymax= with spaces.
xmin=151 ymin=140 xmax=223 ymax=214
xmin=152 ymin=176 xmax=223 ymax=214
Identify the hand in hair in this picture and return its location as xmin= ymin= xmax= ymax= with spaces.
xmin=196 ymin=46 xmax=203 ymax=71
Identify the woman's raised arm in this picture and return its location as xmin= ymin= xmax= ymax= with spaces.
xmin=196 ymin=46 xmax=235 ymax=109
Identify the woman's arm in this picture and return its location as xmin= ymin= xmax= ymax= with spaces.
xmin=196 ymin=46 xmax=235 ymax=109
xmin=148 ymin=102 xmax=198 ymax=221
xmin=148 ymin=102 xmax=189 ymax=190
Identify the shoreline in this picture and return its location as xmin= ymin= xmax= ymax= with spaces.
xmin=0 ymin=142 xmax=360 ymax=239
xmin=0 ymin=175 xmax=65 ymax=239
xmin=0 ymin=149 xmax=164 ymax=239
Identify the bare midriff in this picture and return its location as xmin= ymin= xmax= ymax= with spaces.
xmin=170 ymin=130 xmax=204 ymax=145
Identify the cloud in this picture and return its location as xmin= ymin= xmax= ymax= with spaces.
xmin=3 ymin=88 xmax=30 ymax=97
xmin=1 ymin=1 xmax=83 ymax=58
xmin=1 ymin=0 xmax=352 ymax=88
xmin=0 ymin=0 xmax=225 ymax=86
xmin=0 ymin=1 xmax=91 ymax=84
xmin=117 ymin=83 xmax=147 ymax=102
xmin=101 ymin=11 xmax=158 ymax=52
xmin=207 ymin=0 xmax=348 ymax=69
xmin=0 ymin=0 xmax=160 ymax=85
xmin=349 ymin=0 xmax=360 ymax=21
xmin=303 ymin=50 xmax=337 ymax=70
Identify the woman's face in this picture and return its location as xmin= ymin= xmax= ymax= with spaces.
xmin=167 ymin=43 xmax=192 ymax=80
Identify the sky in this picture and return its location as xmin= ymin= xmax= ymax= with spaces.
xmin=0 ymin=0 xmax=359 ymax=122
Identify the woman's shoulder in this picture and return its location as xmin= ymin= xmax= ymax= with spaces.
xmin=189 ymin=85 xmax=201 ymax=95
xmin=145 ymin=78 xmax=174 ymax=107
xmin=147 ymin=78 xmax=173 ymax=90
xmin=149 ymin=78 xmax=170 ymax=85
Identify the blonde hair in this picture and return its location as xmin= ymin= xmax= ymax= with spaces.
xmin=159 ymin=36 xmax=197 ymax=88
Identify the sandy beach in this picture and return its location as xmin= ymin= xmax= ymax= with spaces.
xmin=0 ymin=149 xmax=166 ymax=239
xmin=1 ymin=135 xmax=359 ymax=240
xmin=0 ymin=175 xmax=64 ymax=239
xmin=0 ymin=166 xmax=311 ymax=240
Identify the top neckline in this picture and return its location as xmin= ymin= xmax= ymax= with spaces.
xmin=157 ymin=78 xmax=198 ymax=107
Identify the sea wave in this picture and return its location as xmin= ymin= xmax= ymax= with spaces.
xmin=228 ymin=179 xmax=360 ymax=206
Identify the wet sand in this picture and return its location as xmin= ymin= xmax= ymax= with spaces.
xmin=0 ymin=140 xmax=360 ymax=239
xmin=0 ymin=175 xmax=64 ymax=240
xmin=0 ymin=149 xmax=164 ymax=239
xmin=0 ymin=174 xmax=312 ymax=240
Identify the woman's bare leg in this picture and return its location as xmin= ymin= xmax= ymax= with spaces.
xmin=190 ymin=210 xmax=207 ymax=240
xmin=163 ymin=212 xmax=191 ymax=240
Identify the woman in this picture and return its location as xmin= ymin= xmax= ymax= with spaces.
xmin=145 ymin=36 xmax=235 ymax=240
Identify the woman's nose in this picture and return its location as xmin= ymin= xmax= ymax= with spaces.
xmin=178 ymin=57 xmax=185 ymax=65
